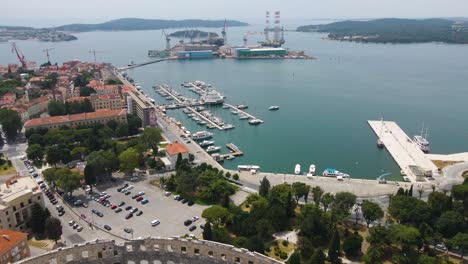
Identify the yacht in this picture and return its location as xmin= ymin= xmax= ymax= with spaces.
xmin=308 ymin=164 xmax=316 ymax=176
xmin=268 ymin=106 xmax=280 ymax=111
xmin=183 ymin=108 xmax=191 ymax=114
xmin=239 ymin=115 xmax=250 ymax=120
xmin=206 ymin=146 xmax=221 ymax=153
xmin=231 ymin=110 xmax=239 ymax=115
xmin=294 ymin=164 xmax=301 ymax=175
xmin=413 ymin=135 xmax=430 ymax=153
xmin=201 ymin=90 xmax=224 ymax=105
xmin=323 ymin=168 xmax=338 ymax=177
xmin=237 ymin=165 xmax=261 ymax=172
xmin=222 ymin=124 xmax=235 ymax=130
xmin=377 ymin=138 xmax=384 ymax=149
xmin=226 ymin=155 xmax=235 ymax=160
xmin=206 ymin=124 xmax=216 ymax=129
xmin=199 ymin=140 xmax=215 ymax=147
xmin=192 ymin=131 xmax=213 ymax=140
xmin=236 ymin=104 xmax=248 ymax=109
xmin=222 ymin=104 xmax=229 ymax=109
xmin=198 ymin=120 xmax=208 ymax=125
xmin=249 ymin=119 xmax=264 ymax=125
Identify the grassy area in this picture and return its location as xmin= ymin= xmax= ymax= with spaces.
xmin=265 ymin=239 xmax=296 ymax=261
xmin=239 ymin=202 xmax=252 ymax=212
xmin=0 ymin=162 xmax=16 ymax=176
xmin=149 ymin=179 xmax=162 ymax=188
xmin=432 ymin=160 xmax=462 ymax=169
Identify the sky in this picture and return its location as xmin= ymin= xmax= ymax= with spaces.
xmin=2 ymin=0 xmax=468 ymax=27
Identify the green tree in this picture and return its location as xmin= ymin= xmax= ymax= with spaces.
xmin=321 ymin=193 xmax=334 ymax=212
xmin=118 ymin=148 xmax=140 ymax=175
xmin=27 ymin=144 xmax=44 ymax=162
xmin=259 ymin=176 xmax=270 ymax=197
xmin=298 ymin=204 xmax=331 ymax=246
xmin=408 ymin=184 xmax=413 ymax=196
xmin=361 ymin=200 xmax=384 ymax=227
xmin=328 ymin=228 xmax=342 ymax=264
xmin=84 ymin=165 xmax=96 ymax=192
xmin=203 ymin=221 xmax=212 ymax=240
xmin=292 ymin=182 xmax=311 ymax=203
xmin=107 ymin=120 xmax=118 ymax=134
xmin=29 ymin=203 xmax=47 ymax=234
xmin=115 ymin=123 xmax=129 ymax=137
xmin=42 ymin=168 xmax=59 ymax=188
xmin=233 ymin=174 xmax=239 ymax=181
xmin=342 ymin=232 xmax=363 ymax=258
xmin=362 ymin=246 xmax=383 ymax=264
xmin=141 ymin=127 xmax=163 ymax=155
xmin=451 ymin=232 xmax=468 ymax=259
xmin=312 ymin=186 xmax=324 ymax=205
xmin=45 ymin=217 xmax=62 ymax=243
xmin=86 ymin=150 xmax=118 ymax=182
xmin=333 ymin=192 xmax=357 ymax=222
xmin=28 ymin=133 xmax=44 ymax=146
xmin=388 ymin=195 xmax=430 ymax=226
xmin=79 ymin=86 xmax=96 ymax=96
xmin=245 ymin=236 xmax=265 ymax=253
xmin=436 ymin=211 xmax=464 ymax=238
xmin=127 ymin=114 xmax=142 ymax=135
xmin=307 ymin=248 xmax=326 ymax=264
xmin=0 ymin=108 xmax=22 ymax=141
xmin=70 ymin=146 xmax=87 ymax=160
xmin=287 ymin=252 xmax=301 ymax=264
xmin=47 ymin=100 xmax=66 ymax=116
xmin=175 ymin=153 xmax=183 ymax=170
xmin=57 ymin=171 xmax=83 ymax=195
xmin=388 ymin=224 xmax=421 ymax=251
xmin=46 ymin=145 xmax=62 ymax=167
xmin=202 ymin=205 xmax=230 ymax=225
xmin=428 ymin=191 xmax=451 ymax=217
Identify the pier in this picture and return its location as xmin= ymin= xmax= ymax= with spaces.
xmin=220 ymin=143 xmax=244 ymax=159
xmin=224 ymin=103 xmax=262 ymax=122
xmin=158 ymin=85 xmax=224 ymax=130
xmin=367 ymin=120 xmax=438 ymax=183
xmin=118 ymin=58 xmax=170 ymax=70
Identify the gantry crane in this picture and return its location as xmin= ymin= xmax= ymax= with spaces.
xmin=161 ymin=29 xmax=171 ymax=51
xmin=11 ymin=42 xmax=27 ymax=68
xmin=42 ymin=48 xmax=55 ymax=65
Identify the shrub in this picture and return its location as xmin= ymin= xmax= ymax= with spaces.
xmin=279 ymin=251 xmax=288 ymax=259
xmin=282 ymin=240 xmax=289 ymax=247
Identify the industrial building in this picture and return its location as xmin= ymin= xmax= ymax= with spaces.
xmin=177 ymin=50 xmax=214 ymax=59
xmin=234 ymin=47 xmax=288 ymax=58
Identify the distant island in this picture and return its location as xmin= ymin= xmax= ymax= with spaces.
xmin=51 ymin=18 xmax=248 ymax=32
xmin=168 ymin=30 xmax=219 ymax=38
xmin=0 ymin=28 xmax=77 ymax=42
xmin=297 ymin=18 xmax=468 ymax=44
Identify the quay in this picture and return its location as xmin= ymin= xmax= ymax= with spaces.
xmin=118 ymin=58 xmax=171 ymax=70
xmin=220 ymin=143 xmax=244 ymax=159
xmin=367 ymin=120 xmax=438 ymax=183
xmin=224 ymin=103 xmax=261 ymax=122
xmin=158 ymin=85 xmax=224 ymax=130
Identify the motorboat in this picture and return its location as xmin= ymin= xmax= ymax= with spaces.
xmin=377 ymin=138 xmax=384 ymax=148
xmin=249 ymin=119 xmax=263 ymax=125
xmin=294 ymin=164 xmax=301 ymax=175
xmin=323 ymin=168 xmax=350 ymax=179
xmin=222 ymin=124 xmax=235 ymax=130
xmin=222 ymin=104 xmax=229 ymax=109
xmin=268 ymin=106 xmax=280 ymax=111
xmin=206 ymin=146 xmax=221 ymax=153
xmin=236 ymin=104 xmax=248 ymax=109
xmin=206 ymin=124 xmax=216 ymax=129
xmin=198 ymin=120 xmax=208 ymax=125
xmin=199 ymin=140 xmax=215 ymax=147
xmin=226 ymin=155 xmax=235 ymax=160
xmin=237 ymin=165 xmax=260 ymax=171
xmin=239 ymin=115 xmax=250 ymax=120
xmin=192 ymin=131 xmax=213 ymax=140
xmin=308 ymin=164 xmax=316 ymax=175
xmin=231 ymin=110 xmax=239 ymax=115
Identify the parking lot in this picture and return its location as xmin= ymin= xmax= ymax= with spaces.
xmin=68 ymin=179 xmax=207 ymax=239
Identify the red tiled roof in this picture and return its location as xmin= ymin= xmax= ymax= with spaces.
xmin=24 ymin=109 xmax=127 ymax=128
xmin=0 ymin=229 xmax=28 ymax=254
xmin=65 ymin=96 xmax=87 ymax=103
xmin=165 ymin=142 xmax=189 ymax=156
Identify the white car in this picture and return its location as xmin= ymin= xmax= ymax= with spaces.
xmin=126 ymin=186 xmax=134 ymax=191
xmin=138 ymin=191 xmax=145 ymax=196
xmin=164 ymin=191 xmax=171 ymax=196
xmin=191 ymin=216 xmax=199 ymax=222
xmin=151 ymin=220 xmax=160 ymax=226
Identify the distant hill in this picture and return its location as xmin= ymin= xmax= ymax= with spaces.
xmin=0 ymin=25 xmax=34 ymax=30
xmin=52 ymin=18 xmax=248 ymax=32
xmin=169 ymin=30 xmax=219 ymax=38
xmin=297 ymin=18 xmax=468 ymax=44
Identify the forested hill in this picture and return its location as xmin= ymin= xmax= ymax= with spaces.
xmin=297 ymin=18 xmax=468 ymax=44
xmin=52 ymin=18 xmax=248 ymax=32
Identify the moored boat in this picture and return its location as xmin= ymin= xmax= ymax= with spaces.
xmin=268 ymin=106 xmax=280 ymax=111
xmin=294 ymin=164 xmax=301 ymax=175
xmin=206 ymin=146 xmax=221 ymax=153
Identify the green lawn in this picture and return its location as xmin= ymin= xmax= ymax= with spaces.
xmin=0 ymin=163 xmax=16 ymax=176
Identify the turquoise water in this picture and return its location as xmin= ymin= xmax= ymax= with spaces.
xmin=1 ymin=23 xmax=468 ymax=180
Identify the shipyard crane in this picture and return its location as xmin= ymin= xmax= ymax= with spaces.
xmin=89 ymin=49 xmax=97 ymax=64
xmin=42 ymin=48 xmax=55 ymax=65
xmin=221 ymin=19 xmax=227 ymax=44
xmin=161 ymin=29 xmax=171 ymax=51
xmin=11 ymin=42 xmax=27 ymax=68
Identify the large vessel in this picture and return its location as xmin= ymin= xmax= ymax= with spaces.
xmin=237 ymin=165 xmax=261 ymax=172
xmin=201 ymin=90 xmax=224 ymax=105
xmin=199 ymin=140 xmax=215 ymax=147
xmin=294 ymin=164 xmax=301 ymax=175
xmin=192 ymin=131 xmax=213 ymax=140
xmin=413 ymin=135 xmax=430 ymax=153
xmin=206 ymin=146 xmax=221 ymax=153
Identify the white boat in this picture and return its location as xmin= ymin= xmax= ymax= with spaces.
xmin=226 ymin=155 xmax=235 ymax=160
xmin=294 ymin=164 xmax=301 ymax=175
xmin=236 ymin=104 xmax=248 ymax=109
xmin=192 ymin=131 xmax=213 ymax=140
xmin=268 ymin=106 xmax=280 ymax=111
xmin=222 ymin=104 xmax=229 ymax=109
xmin=239 ymin=115 xmax=250 ymax=120
xmin=199 ymin=140 xmax=214 ymax=147
xmin=206 ymin=146 xmax=221 ymax=153
xmin=413 ymin=135 xmax=430 ymax=153
xmin=323 ymin=168 xmax=350 ymax=178
xmin=237 ymin=165 xmax=260 ymax=171
xmin=206 ymin=124 xmax=216 ymax=129
xmin=183 ymin=108 xmax=191 ymax=114
xmin=249 ymin=119 xmax=263 ymax=125
xmin=198 ymin=120 xmax=208 ymax=125
xmin=201 ymin=90 xmax=224 ymax=105
xmin=308 ymin=164 xmax=316 ymax=175
xmin=231 ymin=110 xmax=239 ymax=115
xmin=222 ymin=124 xmax=235 ymax=130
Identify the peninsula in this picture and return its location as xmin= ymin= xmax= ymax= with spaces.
xmin=297 ymin=18 xmax=468 ymax=44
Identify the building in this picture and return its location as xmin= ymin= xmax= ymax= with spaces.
xmin=125 ymin=90 xmax=156 ymax=127
xmin=23 ymin=96 xmax=50 ymax=118
xmin=66 ymin=94 xmax=123 ymax=110
xmin=234 ymin=47 xmax=287 ymax=57
xmin=183 ymin=44 xmax=219 ymax=52
xmin=24 ymin=109 xmax=127 ymax=130
xmin=0 ymin=177 xmax=44 ymax=232
xmin=0 ymin=93 xmax=16 ymax=106
xmin=177 ymin=50 xmax=214 ymax=59
xmin=88 ymin=80 xmax=120 ymax=95
xmin=165 ymin=142 xmax=189 ymax=168
xmin=0 ymin=229 xmax=30 ymax=263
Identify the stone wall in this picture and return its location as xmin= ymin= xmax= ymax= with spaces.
xmin=18 ymin=237 xmax=282 ymax=264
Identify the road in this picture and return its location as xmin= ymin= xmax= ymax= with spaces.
xmin=1 ymin=142 xmax=28 ymax=181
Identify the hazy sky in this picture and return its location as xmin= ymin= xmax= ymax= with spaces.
xmin=2 ymin=0 xmax=468 ymax=26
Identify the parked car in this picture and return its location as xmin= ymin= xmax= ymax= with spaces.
xmin=136 ymin=211 xmax=143 ymax=216
xmin=130 ymin=208 xmax=138 ymax=214
xmin=77 ymin=226 xmax=83 ymax=232
xmin=191 ymin=216 xmax=199 ymax=222
xmin=136 ymin=196 xmax=144 ymax=202
xmin=124 ymin=228 xmax=133 ymax=233
xmin=164 ymin=191 xmax=171 ymax=196
xmin=125 ymin=206 xmax=132 ymax=211
xmin=115 ymin=208 xmax=122 ymax=213
xmin=435 ymin=244 xmax=448 ymax=251
xmin=104 ymin=225 xmax=112 ymax=231
xmin=181 ymin=199 xmax=188 ymax=204
xmin=189 ymin=226 xmax=197 ymax=231
xmin=125 ymin=213 xmax=133 ymax=219
xmin=187 ymin=201 xmax=194 ymax=206
xmin=184 ymin=220 xmax=192 ymax=226
xmin=141 ymin=199 xmax=149 ymax=204
xmin=151 ymin=220 xmax=160 ymax=226
xmin=69 ymin=220 xmax=75 ymax=226
xmin=111 ymin=205 xmax=117 ymax=210
xmin=125 ymin=191 xmax=131 ymax=195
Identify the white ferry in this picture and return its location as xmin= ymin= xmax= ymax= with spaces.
xmin=192 ymin=131 xmax=213 ymax=140
xmin=323 ymin=168 xmax=350 ymax=179
xmin=237 ymin=165 xmax=261 ymax=172
xmin=413 ymin=135 xmax=430 ymax=153
xmin=294 ymin=164 xmax=301 ymax=175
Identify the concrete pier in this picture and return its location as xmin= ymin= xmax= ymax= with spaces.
xmin=368 ymin=120 xmax=438 ymax=183
xmin=224 ymin=103 xmax=261 ymax=121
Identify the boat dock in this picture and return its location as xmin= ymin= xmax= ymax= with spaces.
xmin=224 ymin=103 xmax=261 ymax=122
xmin=118 ymin=58 xmax=170 ymax=70
xmin=158 ymin=85 xmax=224 ymax=130
xmin=220 ymin=143 xmax=244 ymax=159
xmin=367 ymin=120 xmax=438 ymax=183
